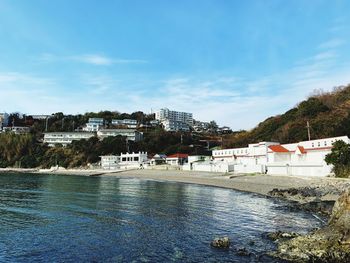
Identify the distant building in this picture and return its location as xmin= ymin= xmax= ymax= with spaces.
xmin=155 ymin=108 xmax=193 ymax=132
xmin=217 ymin=126 xmax=232 ymax=134
xmin=83 ymin=118 xmax=104 ymax=132
xmin=97 ymin=129 xmax=143 ymax=141
xmin=112 ymin=119 xmax=137 ymax=129
xmin=0 ymin=113 xmax=9 ymax=130
xmin=166 ymin=153 xmax=189 ymax=166
xmin=3 ymin=126 xmax=30 ymax=135
xmin=120 ymin=152 xmax=148 ymax=166
xmin=150 ymin=154 xmax=167 ymax=165
xmin=43 ymin=132 xmax=95 ymax=147
xmin=100 ymin=155 xmax=120 ymax=170
xmin=30 ymin=114 xmax=53 ymax=120
xmin=193 ymin=121 xmax=210 ymax=133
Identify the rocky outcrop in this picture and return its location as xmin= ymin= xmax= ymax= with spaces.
xmin=211 ymin=236 xmax=230 ymax=249
xmin=273 ymin=189 xmax=350 ymax=262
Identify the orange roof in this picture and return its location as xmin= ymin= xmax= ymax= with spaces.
xmin=297 ymin=146 xmax=307 ymax=154
xmin=167 ymin=153 xmax=189 ymax=158
xmin=268 ymin=145 xmax=290 ymax=153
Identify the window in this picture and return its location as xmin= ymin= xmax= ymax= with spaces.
xmin=318 ymin=142 xmax=320 ymax=147
xmin=324 ymin=141 xmax=327 ymax=146
xmin=312 ymin=143 xmax=314 ymax=147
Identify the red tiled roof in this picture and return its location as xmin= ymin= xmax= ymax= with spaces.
xmin=268 ymin=145 xmax=290 ymax=153
xmin=167 ymin=153 xmax=189 ymax=158
xmin=297 ymin=146 xmax=307 ymax=154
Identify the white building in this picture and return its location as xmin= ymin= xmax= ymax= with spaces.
xmin=155 ymin=108 xmax=193 ymax=132
xmin=212 ymin=136 xmax=350 ymax=177
xmin=100 ymin=155 xmax=120 ymax=170
xmin=83 ymin=118 xmax=104 ymax=132
xmin=150 ymin=154 xmax=167 ymax=166
xmin=120 ymin=152 xmax=148 ymax=167
xmin=2 ymin=126 xmax=30 ymax=134
xmin=162 ymin=119 xmax=190 ymax=132
xmin=112 ymin=119 xmax=137 ymax=129
xmin=30 ymin=114 xmax=52 ymax=120
xmin=43 ymin=132 xmax=95 ymax=147
xmin=97 ymin=129 xmax=143 ymax=141
xmin=0 ymin=113 xmax=9 ymax=130
xmin=166 ymin=153 xmax=189 ymax=166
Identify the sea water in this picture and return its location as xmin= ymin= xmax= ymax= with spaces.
xmin=0 ymin=173 xmax=323 ymax=262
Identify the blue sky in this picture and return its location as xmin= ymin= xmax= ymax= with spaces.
xmin=1 ymin=0 xmax=350 ymax=129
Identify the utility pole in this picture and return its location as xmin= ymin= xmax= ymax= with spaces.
xmin=61 ymin=117 xmax=64 ymax=130
xmin=45 ymin=117 xmax=48 ymax=132
xmin=72 ymin=120 xmax=75 ymax=131
xmin=306 ymin=121 xmax=311 ymax=141
xmin=181 ymin=133 xmax=183 ymax=144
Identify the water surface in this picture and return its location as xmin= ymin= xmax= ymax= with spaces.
xmin=0 ymin=173 xmax=322 ymax=262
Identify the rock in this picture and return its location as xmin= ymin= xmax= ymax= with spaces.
xmin=211 ymin=236 xmax=230 ymax=249
xmin=267 ymin=231 xmax=300 ymax=241
xmin=272 ymin=189 xmax=350 ymax=262
xmin=237 ymin=247 xmax=250 ymax=256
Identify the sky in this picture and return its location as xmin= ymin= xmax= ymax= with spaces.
xmin=1 ymin=0 xmax=350 ymax=130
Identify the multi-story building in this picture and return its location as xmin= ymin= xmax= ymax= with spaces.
xmin=43 ymin=132 xmax=95 ymax=147
xmin=0 ymin=113 xmax=9 ymax=130
xmin=112 ymin=119 xmax=137 ymax=129
xmin=83 ymin=118 xmax=104 ymax=132
xmin=155 ymin=108 xmax=193 ymax=132
xmin=97 ymin=129 xmax=143 ymax=142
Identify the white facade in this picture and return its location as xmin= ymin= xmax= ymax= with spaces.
xmin=83 ymin=118 xmax=104 ymax=132
xmin=120 ymin=152 xmax=148 ymax=167
xmin=155 ymin=108 xmax=193 ymax=131
xmin=0 ymin=113 xmax=9 ymax=129
xmin=100 ymin=155 xmax=120 ymax=170
xmin=112 ymin=119 xmax=137 ymax=129
xmin=162 ymin=119 xmax=190 ymax=132
xmin=97 ymin=129 xmax=143 ymax=141
xmin=212 ymin=136 xmax=350 ymax=177
xmin=44 ymin=132 xmax=95 ymax=147
xmin=3 ymin=126 xmax=30 ymax=134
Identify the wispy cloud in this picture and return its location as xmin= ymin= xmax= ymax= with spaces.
xmin=37 ymin=53 xmax=147 ymax=66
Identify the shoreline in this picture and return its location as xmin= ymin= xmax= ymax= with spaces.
xmin=2 ymin=167 xmax=349 ymax=211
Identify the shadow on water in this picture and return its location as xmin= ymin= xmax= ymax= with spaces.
xmin=0 ymin=173 xmax=322 ymax=262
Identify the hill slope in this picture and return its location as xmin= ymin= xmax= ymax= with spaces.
xmin=224 ymin=84 xmax=350 ymax=148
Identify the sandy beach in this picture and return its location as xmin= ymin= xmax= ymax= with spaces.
xmin=97 ymin=169 xmax=350 ymax=204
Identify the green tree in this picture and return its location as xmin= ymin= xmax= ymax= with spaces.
xmin=325 ymin=140 xmax=350 ymax=178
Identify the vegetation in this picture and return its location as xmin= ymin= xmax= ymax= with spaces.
xmin=224 ymin=85 xmax=350 ymax=148
xmin=325 ymin=140 xmax=350 ymax=178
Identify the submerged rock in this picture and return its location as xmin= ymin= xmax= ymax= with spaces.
xmin=211 ymin=236 xmax=230 ymax=249
xmin=272 ymin=189 xmax=350 ymax=262
xmin=236 ymin=247 xmax=250 ymax=256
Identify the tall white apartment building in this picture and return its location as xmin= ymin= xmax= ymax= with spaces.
xmin=155 ymin=108 xmax=193 ymax=132
xmin=0 ymin=113 xmax=9 ymax=130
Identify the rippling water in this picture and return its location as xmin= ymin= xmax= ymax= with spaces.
xmin=0 ymin=173 xmax=323 ymax=262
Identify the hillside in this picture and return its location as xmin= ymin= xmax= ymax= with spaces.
xmin=224 ymin=84 xmax=350 ymax=148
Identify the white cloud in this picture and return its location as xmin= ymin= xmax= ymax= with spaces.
xmin=37 ymin=53 xmax=147 ymax=66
